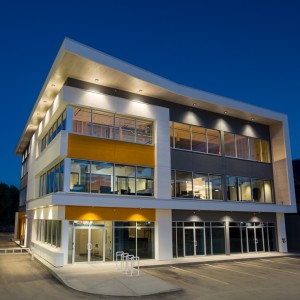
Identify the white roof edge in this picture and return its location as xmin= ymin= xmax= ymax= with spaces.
xmin=16 ymin=38 xmax=288 ymax=154
xmin=63 ymin=38 xmax=287 ymax=122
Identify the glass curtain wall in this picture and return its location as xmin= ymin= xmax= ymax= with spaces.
xmin=70 ymin=159 xmax=154 ymax=196
xmin=72 ymin=106 xmax=153 ymax=145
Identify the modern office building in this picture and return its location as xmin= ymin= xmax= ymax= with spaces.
xmin=15 ymin=39 xmax=296 ymax=267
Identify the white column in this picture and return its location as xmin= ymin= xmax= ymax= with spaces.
xmin=155 ymin=209 xmax=173 ymax=260
xmin=61 ymin=220 xmax=70 ymax=265
xmin=276 ymin=213 xmax=288 ymax=252
xmin=25 ymin=210 xmax=34 ymax=248
xmin=154 ymin=110 xmax=171 ymax=200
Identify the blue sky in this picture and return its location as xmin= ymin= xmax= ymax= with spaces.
xmin=0 ymin=0 xmax=299 ymax=187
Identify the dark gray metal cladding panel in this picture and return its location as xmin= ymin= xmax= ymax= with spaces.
xmin=171 ymin=150 xmax=274 ymax=179
xmin=172 ymin=210 xmax=277 ymax=222
xmin=223 ymin=157 xmax=274 ymax=179
xmin=171 ymin=150 xmax=224 ymax=174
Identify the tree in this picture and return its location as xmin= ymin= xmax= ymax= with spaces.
xmin=0 ymin=183 xmax=19 ymax=231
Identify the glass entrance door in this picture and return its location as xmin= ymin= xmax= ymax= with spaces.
xmin=184 ymin=227 xmax=205 ymax=256
xmin=73 ymin=226 xmax=105 ymax=263
xmin=247 ymin=226 xmax=264 ymax=252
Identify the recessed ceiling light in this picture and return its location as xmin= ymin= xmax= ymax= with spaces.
xmin=51 ymin=84 xmax=56 ymax=87
xmin=193 ymin=103 xmax=196 ymax=106
xmin=95 ymin=78 xmax=99 ymax=82
xmin=224 ymin=111 xmax=228 ymax=114
xmin=251 ymin=117 xmax=255 ymax=121
xmin=43 ymin=100 xmax=46 ymax=103
xmin=139 ymin=89 xmax=143 ymax=92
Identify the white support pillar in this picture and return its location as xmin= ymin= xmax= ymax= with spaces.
xmin=25 ymin=210 xmax=34 ymax=248
xmin=155 ymin=209 xmax=173 ymax=260
xmin=276 ymin=213 xmax=288 ymax=253
xmin=61 ymin=220 xmax=70 ymax=265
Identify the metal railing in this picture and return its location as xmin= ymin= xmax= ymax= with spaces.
xmin=115 ymin=251 xmax=140 ymax=276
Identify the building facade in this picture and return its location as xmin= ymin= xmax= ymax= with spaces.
xmin=15 ymin=39 xmax=296 ymax=267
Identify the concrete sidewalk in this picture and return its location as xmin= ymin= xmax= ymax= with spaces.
xmin=34 ymin=252 xmax=294 ymax=297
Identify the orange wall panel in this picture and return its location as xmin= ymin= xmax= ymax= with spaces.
xmin=65 ymin=206 xmax=156 ymax=221
xmin=68 ymin=134 xmax=154 ymax=167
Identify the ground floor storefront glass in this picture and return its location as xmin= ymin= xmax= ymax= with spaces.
xmin=172 ymin=221 xmax=277 ymax=257
xmin=69 ymin=221 xmax=155 ymax=263
xmin=173 ymin=222 xmax=225 ymax=257
xmin=229 ymin=222 xmax=277 ymax=253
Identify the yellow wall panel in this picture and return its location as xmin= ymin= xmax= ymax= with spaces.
xmin=65 ymin=206 xmax=156 ymax=221
xmin=68 ymin=134 xmax=154 ymax=167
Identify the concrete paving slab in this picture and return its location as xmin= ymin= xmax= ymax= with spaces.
xmin=33 ymin=252 xmax=298 ymax=297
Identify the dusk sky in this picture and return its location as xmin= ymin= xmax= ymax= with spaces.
xmin=1 ymin=0 xmax=299 ymax=187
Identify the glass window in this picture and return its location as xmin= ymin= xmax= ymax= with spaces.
xmin=174 ymin=123 xmax=191 ymax=150
xmin=236 ymin=135 xmax=249 ymax=159
xmin=191 ymin=127 xmax=206 ymax=152
xmin=171 ymin=170 xmax=175 ymax=197
xmin=209 ymin=175 xmax=223 ymax=200
xmin=54 ymin=164 xmax=60 ymax=192
xmin=57 ymin=115 xmax=62 ymax=133
xmin=170 ymin=122 xmax=174 ymax=148
xmin=136 ymin=167 xmax=154 ymax=196
xmin=70 ymin=159 xmax=90 ymax=192
xmin=261 ymin=140 xmax=271 ymax=163
xmin=115 ymin=165 xmax=136 ymax=195
xmin=136 ymin=120 xmax=152 ymax=145
xmin=115 ymin=116 xmax=136 ymax=143
xmin=239 ymin=177 xmax=252 ymax=201
xmin=72 ymin=107 xmax=92 ymax=135
xmin=264 ymin=180 xmax=273 ymax=203
xmin=92 ymin=110 xmax=114 ymax=139
xmin=249 ymin=138 xmax=261 ymax=161
xmin=252 ymin=179 xmax=264 ymax=202
xmin=207 ymin=129 xmax=220 ymax=155
xmin=137 ymin=227 xmax=154 ymax=259
xmin=114 ymin=227 xmax=136 ymax=257
xmin=59 ymin=161 xmax=64 ymax=192
xmin=62 ymin=110 xmax=67 ymax=130
xmin=226 ymin=176 xmax=238 ymax=201
xmin=90 ymin=162 xmax=113 ymax=194
xmin=224 ymin=132 xmax=236 ymax=157
xmin=193 ymin=173 xmax=209 ymax=199
xmin=211 ymin=227 xmax=225 ymax=254
xmin=175 ymin=171 xmax=193 ymax=198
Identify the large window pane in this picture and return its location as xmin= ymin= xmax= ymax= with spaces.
xmin=171 ymin=170 xmax=175 ymax=197
xmin=226 ymin=176 xmax=238 ymax=201
xmin=209 ymin=175 xmax=223 ymax=200
xmin=236 ymin=135 xmax=249 ymax=159
xmin=211 ymin=227 xmax=225 ymax=254
xmin=252 ymin=179 xmax=264 ymax=202
xmin=70 ymin=159 xmax=90 ymax=192
xmin=207 ymin=129 xmax=220 ymax=155
xmin=176 ymin=171 xmax=193 ymax=198
xmin=72 ymin=108 xmax=92 ymax=135
xmin=115 ymin=165 xmax=136 ymax=195
xmin=115 ymin=116 xmax=135 ymax=142
xmin=193 ymin=173 xmax=209 ymax=199
xmin=170 ymin=122 xmax=174 ymax=148
xmin=137 ymin=226 xmax=154 ymax=259
xmin=264 ymin=180 xmax=273 ymax=203
xmin=136 ymin=120 xmax=152 ymax=145
xmin=54 ymin=164 xmax=60 ymax=192
xmin=59 ymin=161 xmax=64 ymax=191
xmin=261 ymin=140 xmax=271 ymax=163
xmin=174 ymin=123 xmax=191 ymax=150
xmin=239 ymin=177 xmax=252 ymax=201
xmin=229 ymin=226 xmax=242 ymax=253
xmin=249 ymin=138 xmax=261 ymax=161
xmin=92 ymin=110 xmax=114 ymax=139
xmin=136 ymin=167 xmax=153 ymax=196
xmin=90 ymin=162 xmax=113 ymax=194
xmin=224 ymin=132 xmax=236 ymax=157
xmin=114 ymin=227 xmax=136 ymax=257
xmin=192 ymin=127 xmax=206 ymax=152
